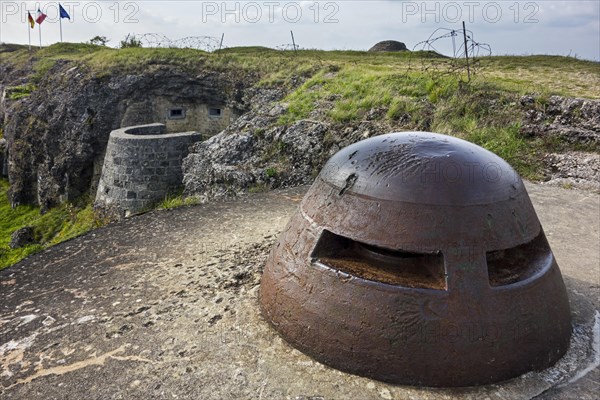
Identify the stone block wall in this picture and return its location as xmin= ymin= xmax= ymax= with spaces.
xmin=95 ymin=123 xmax=202 ymax=217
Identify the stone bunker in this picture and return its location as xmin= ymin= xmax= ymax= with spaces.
xmin=120 ymin=100 xmax=239 ymax=137
xmin=95 ymin=123 xmax=201 ymax=217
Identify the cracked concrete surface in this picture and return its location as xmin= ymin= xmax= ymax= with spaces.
xmin=0 ymin=184 xmax=598 ymax=399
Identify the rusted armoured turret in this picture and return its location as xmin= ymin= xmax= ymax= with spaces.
xmin=260 ymin=131 xmax=571 ymax=387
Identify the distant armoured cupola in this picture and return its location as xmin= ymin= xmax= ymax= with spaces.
xmin=368 ymin=40 xmax=408 ymax=52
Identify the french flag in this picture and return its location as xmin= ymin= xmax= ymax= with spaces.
xmin=35 ymin=9 xmax=47 ymax=24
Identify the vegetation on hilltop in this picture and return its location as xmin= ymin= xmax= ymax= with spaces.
xmin=0 ymin=42 xmax=598 ymax=268
xmin=5 ymin=43 xmax=598 ymax=96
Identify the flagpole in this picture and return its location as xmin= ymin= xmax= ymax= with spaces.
xmin=60 ymin=13 xmax=63 ymax=42
xmin=27 ymin=15 xmax=31 ymax=51
xmin=39 ymin=21 xmax=42 ymax=48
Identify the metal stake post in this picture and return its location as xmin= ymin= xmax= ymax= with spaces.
xmin=462 ymin=21 xmax=470 ymax=81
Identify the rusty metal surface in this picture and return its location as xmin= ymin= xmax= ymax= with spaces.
xmin=259 ymin=132 xmax=572 ymax=387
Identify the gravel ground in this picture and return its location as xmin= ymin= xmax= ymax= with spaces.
xmin=542 ymin=151 xmax=600 ymax=192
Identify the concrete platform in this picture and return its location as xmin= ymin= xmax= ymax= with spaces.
xmin=0 ymin=183 xmax=598 ymax=399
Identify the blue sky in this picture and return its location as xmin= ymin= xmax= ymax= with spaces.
xmin=1 ymin=1 xmax=599 ymax=60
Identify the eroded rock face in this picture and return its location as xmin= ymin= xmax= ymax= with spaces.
xmin=182 ymin=114 xmax=329 ymax=201
xmin=182 ymin=112 xmax=413 ymax=202
xmin=181 ymin=87 xmax=436 ymax=201
xmin=521 ymin=95 xmax=600 ymax=145
xmin=543 ymin=152 xmax=600 ymax=191
xmin=0 ymin=138 xmax=7 ymax=177
xmin=182 ymin=80 xmax=411 ymax=202
xmin=183 ymin=92 xmax=600 ymax=201
xmin=520 ymin=95 xmax=600 ymax=190
xmin=0 ymin=60 xmax=249 ymax=211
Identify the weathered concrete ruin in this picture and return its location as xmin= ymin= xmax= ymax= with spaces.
xmin=95 ymin=123 xmax=201 ymax=217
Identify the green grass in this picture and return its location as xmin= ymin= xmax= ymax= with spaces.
xmin=269 ymin=55 xmax=598 ymax=180
xmin=279 ymin=65 xmax=461 ymax=124
xmin=4 ymin=42 xmax=598 ymax=96
xmin=37 ymin=42 xmax=106 ymax=57
xmin=477 ymin=55 xmax=600 ymax=98
xmin=6 ymin=84 xmax=36 ymax=100
xmin=158 ymin=191 xmax=201 ymax=209
xmin=265 ymin=167 xmax=278 ymax=178
xmin=248 ymin=183 xmax=269 ymax=193
xmin=0 ymin=179 xmax=104 ymax=269
xmin=81 ymin=47 xmax=209 ymax=75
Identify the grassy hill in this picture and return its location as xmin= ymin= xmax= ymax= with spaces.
xmin=0 ymin=43 xmax=599 ymax=269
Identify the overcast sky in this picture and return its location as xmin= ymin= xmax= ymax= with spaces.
xmin=1 ymin=1 xmax=599 ymax=60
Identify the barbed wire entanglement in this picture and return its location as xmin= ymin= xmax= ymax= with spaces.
xmin=408 ymin=27 xmax=492 ymax=81
xmin=121 ymin=33 xmax=308 ymax=55
xmin=414 ymin=27 xmax=492 ymax=58
xmin=276 ymin=43 xmax=300 ymax=52
xmin=124 ymin=33 xmax=225 ymax=52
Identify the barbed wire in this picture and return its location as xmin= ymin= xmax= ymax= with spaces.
xmin=408 ymin=27 xmax=492 ymax=81
xmin=124 ymin=33 xmax=225 ymax=52
xmin=122 ymin=33 xmax=306 ymax=54
xmin=275 ymin=43 xmax=300 ymax=51
xmin=413 ymin=27 xmax=492 ymax=59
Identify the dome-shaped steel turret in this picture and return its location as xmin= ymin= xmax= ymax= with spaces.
xmin=260 ymin=131 xmax=571 ymax=387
